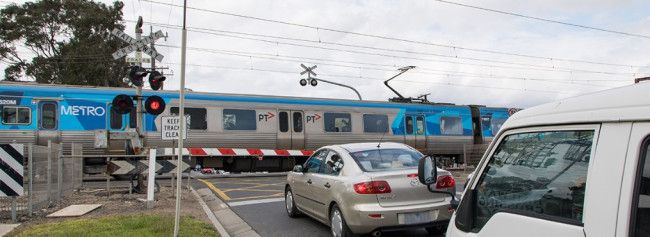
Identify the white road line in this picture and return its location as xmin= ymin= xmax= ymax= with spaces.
xmin=228 ymin=197 xmax=284 ymax=207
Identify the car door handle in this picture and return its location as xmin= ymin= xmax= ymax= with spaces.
xmin=324 ymin=183 xmax=331 ymax=188
xmin=307 ymin=179 xmax=312 ymax=184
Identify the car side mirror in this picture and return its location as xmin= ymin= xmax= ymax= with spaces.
xmin=418 ymin=156 xmax=438 ymax=185
xmin=293 ymin=165 xmax=304 ymax=173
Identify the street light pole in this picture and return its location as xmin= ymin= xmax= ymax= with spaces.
xmin=173 ymin=0 xmax=187 ymax=236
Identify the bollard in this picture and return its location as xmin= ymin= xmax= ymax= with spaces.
xmin=11 ymin=197 xmax=17 ymax=222
xmin=106 ymin=157 xmax=110 ymax=199
xmin=146 ymin=149 xmax=157 ymax=209
xmin=28 ymin=143 xmax=33 ymax=217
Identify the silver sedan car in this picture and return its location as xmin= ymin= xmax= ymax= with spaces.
xmin=285 ymin=142 xmax=455 ymax=237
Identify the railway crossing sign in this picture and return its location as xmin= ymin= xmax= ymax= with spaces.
xmin=0 ymin=144 xmax=24 ymax=197
xmin=111 ymin=29 xmax=165 ymax=62
xmin=161 ymin=116 xmax=190 ymax=140
xmin=107 ymin=159 xmax=190 ymax=175
xmin=300 ymin=64 xmax=317 ymax=78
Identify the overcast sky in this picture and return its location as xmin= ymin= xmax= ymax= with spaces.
xmin=2 ymin=0 xmax=650 ymax=108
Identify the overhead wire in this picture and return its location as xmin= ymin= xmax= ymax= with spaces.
xmin=433 ymin=0 xmax=650 ymax=40
xmin=140 ymin=0 xmax=650 ymax=69
xmin=157 ymin=44 xmax=627 ymax=88
xmin=160 ymin=61 xmax=578 ymax=95
xmin=144 ymin=21 xmax=640 ymax=77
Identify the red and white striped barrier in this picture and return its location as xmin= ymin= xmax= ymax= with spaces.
xmin=159 ymin=148 xmax=314 ymax=157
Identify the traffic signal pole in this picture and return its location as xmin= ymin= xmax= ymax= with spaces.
xmin=135 ymin=17 xmax=144 ymax=137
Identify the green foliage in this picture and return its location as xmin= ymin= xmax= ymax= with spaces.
xmin=9 ymin=214 xmax=219 ymax=237
xmin=0 ymin=0 xmax=129 ymax=87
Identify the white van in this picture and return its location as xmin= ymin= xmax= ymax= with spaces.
xmin=418 ymin=82 xmax=650 ymax=237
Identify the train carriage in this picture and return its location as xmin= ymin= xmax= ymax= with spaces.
xmin=0 ymin=82 xmax=513 ymax=172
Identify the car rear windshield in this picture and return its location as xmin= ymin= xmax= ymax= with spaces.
xmin=350 ymin=148 xmax=423 ymax=172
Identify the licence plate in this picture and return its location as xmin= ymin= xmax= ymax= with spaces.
xmin=398 ymin=210 xmax=437 ymax=225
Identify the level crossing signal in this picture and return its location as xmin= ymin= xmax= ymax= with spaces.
xmin=111 ymin=94 xmax=166 ymax=115
xmin=128 ymin=66 xmax=148 ymax=87
xmin=144 ymin=96 xmax=166 ymax=115
xmin=148 ymin=71 xmax=166 ymax=90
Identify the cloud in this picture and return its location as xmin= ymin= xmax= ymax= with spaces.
xmin=2 ymin=0 xmax=648 ymax=109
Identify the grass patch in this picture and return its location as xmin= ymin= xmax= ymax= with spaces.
xmin=9 ymin=214 xmax=218 ymax=237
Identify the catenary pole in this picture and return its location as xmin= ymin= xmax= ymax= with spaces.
xmin=173 ymin=0 xmax=187 ymax=236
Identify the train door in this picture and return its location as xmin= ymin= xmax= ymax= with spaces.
xmin=404 ymin=115 xmax=416 ymax=148
xmin=37 ymin=101 xmax=60 ymax=144
xmin=414 ymin=115 xmax=427 ymax=150
xmin=469 ymin=105 xmax=484 ymax=144
xmin=277 ymin=110 xmax=305 ymax=149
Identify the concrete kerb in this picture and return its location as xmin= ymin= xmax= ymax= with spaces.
xmin=193 ymin=187 xmax=260 ymax=237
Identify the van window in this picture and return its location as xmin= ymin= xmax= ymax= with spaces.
xmin=363 ymin=114 xmax=388 ymax=133
xmin=2 ymin=106 xmax=31 ymax=125
xmin=324 ymin=113 xmax=351 ymax=132
xmin=171 ymin=107 xmax=207 ymax=130
xmin=223 ymin=109 xmax=256 ymax=131
xmin=474 ymin=130 xmax=594 ymax=231
xmin=632 ymin=138 xmax=650 ymax=236
xmin=441 ymin=116 xmax=462 ymax=135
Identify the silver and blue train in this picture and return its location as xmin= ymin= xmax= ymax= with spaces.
xmin=0 ymin=82 xmax=513 ymax=172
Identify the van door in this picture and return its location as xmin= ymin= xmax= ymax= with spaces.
xmin=277 ymin=110 xmax=305 ymax=150
xmin=617 ymin=122 xmax=650 ymax=236
xmin=451 ymin=124 xmax=600 ymax=237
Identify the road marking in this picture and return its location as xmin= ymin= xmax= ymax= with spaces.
xmin=228 ymin=197 xmax=285 ymax=207
xmin=198 ymin=179 xmax=231 ymax=201
xmin=229 ymin=192 xmax=284 ymax=201
xmin=222 ymin=189 xmax=280 ymax=192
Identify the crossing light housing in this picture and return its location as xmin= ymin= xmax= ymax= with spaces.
xmin=310 ymin=79 xmax=318 ymax=87
xmin=112 ymin=94 xmax=134 ymax=115
xmin=144 ymin=95 xmax=166 ymax=115
xmin=128 ymin=66 xmax=148 ymax=87
xmin=299 ymin=79 xmax=308 ymax=86
xmin=148 ymin=71 xmax=166 ymax=90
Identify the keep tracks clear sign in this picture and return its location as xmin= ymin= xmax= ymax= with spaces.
xmin=161 ymin=115 xmax=190 ymax=140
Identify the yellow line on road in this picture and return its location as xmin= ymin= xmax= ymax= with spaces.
xmin=198 ymin=179 xmax=231 ymax=201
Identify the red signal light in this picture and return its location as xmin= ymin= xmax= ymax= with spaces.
xmin=144 ymin=95 xmax=166 ymax=115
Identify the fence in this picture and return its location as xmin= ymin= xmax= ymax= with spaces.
xmin=0 ymin=142 xmax=83 ymax=220
xmin=462 ymin=143 xmax=490 ymax=170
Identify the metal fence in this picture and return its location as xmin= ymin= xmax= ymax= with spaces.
xmin=462 ymin=143 xmax=490 ymax=169
xmin=0 ymin=142 xmax=83 ymax=220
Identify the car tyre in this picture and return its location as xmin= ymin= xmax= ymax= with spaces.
xmin=330 ymin=204 xmax=354 ymax=237
xmin=425 ymin=225 xmax=447 ymax=235
xmin=285 ymin=187 xmax=301 ymax=218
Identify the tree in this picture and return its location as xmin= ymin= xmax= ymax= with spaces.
xmin=0 ymin=0 xmax=129 ymax=87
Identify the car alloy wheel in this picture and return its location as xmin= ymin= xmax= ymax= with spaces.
xmin=286 ymin=191 xmax=294 ymax=213
xmin=331 ymin=208 xmax=343 ymax=237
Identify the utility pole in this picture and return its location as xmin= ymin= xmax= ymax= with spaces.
xmin=174 ymin=0 xmax=188 ymax=236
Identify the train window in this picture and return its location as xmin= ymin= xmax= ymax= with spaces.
xmin=223 ymin=109 xmax=256 ymax=131
xmin=293 ymin=112 xmax=303 ymax=133
xmin=279 ymin=112 xmax=289 ymax=132
xmin=405 ymin=116 xmax=414 ymax=135
xmin=110 ymin=107 xmax=123 ymax=129
xmin=440 ymin=116 xmax=463 ymax=135
xmin=416 ymin=116 xmax=425 ymax=135
xmin=491 ymin=118 xmax=507 ymax=136
xmin=2 ymin=106 xmax=31 ymax=125
xmin=171 ymin=107 xmax=207 ymax=130
xmin=363 ymin=114 xmax=388 ymax=133
xmin=324 ymin=112 xmax=351 ymax=132
xmin=40 ymin=103 xmax=57 ymax=129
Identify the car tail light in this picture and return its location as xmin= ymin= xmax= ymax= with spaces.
xmin=407 ymin=173 xmax=418 ymax=178
xmin=436 ymin=175 xmax=456 ymax=189
xmin=354 ymin=181 xmax=392 ymax=194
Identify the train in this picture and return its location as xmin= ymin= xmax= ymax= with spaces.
xmin=0 ymin=82 xmax=515 ymax=173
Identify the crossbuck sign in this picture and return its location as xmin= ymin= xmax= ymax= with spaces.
xmin=111 ymin=29 xmax=165 ymax=62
